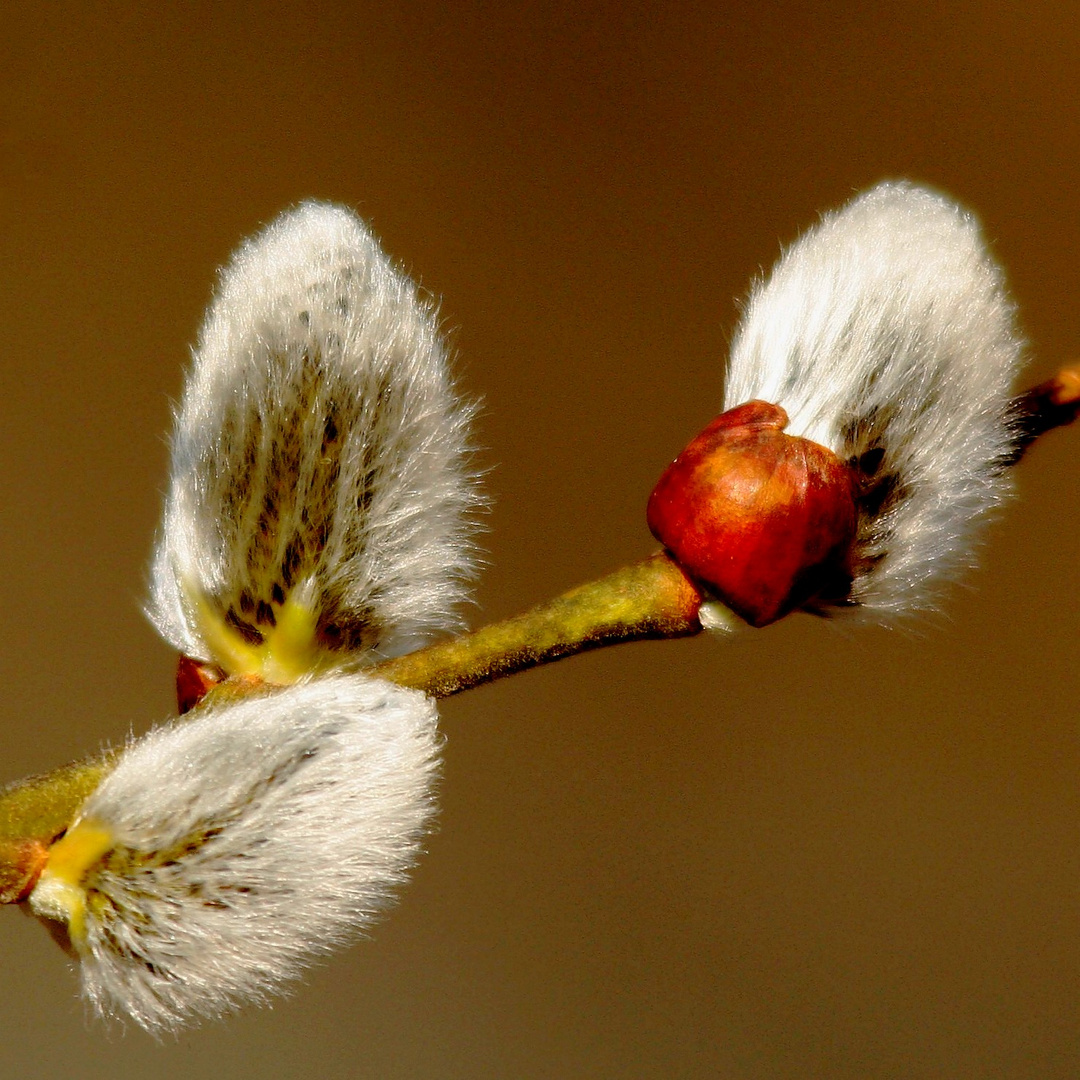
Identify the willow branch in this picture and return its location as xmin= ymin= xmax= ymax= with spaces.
xmin=1006 ymin=365 xmax=1080 ymax=464
xmin=0 ymin=367 xmax=1076 ymax=906
xmin=0 ymin=755 xmax=115 ymax=903
xmin=372 ymin=552 xmax=711 ymax=698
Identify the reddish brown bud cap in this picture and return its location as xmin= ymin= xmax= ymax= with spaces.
xmin=647 ymin=400 xmax=857 ymax=627
xmin=176 ymin=654 xmax=226 ymax=714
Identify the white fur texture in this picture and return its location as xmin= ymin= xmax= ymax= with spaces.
xmin=33 ymin=674 xmax=440 ymax=1034
xmin=724 ymin=182 xmax=1023 ymax=618
xmin=148 ymin=201 xmax=480 ymax=666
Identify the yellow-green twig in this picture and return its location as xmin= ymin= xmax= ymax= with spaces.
xmin=0 ymin=366 xmax=1077 ymax=907
xmin=373 ymin=552 xmax=711 ymax=697
xmin=0 ymin=553 xmax=715 ymax=904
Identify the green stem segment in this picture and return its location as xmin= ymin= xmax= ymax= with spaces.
xmin=0 ymin=754 xmax=115 ymax=904
xmin=0 ymin=552 xmax=712 ymax=904
xmin=373 ymin=552 xmax=709 ymax=697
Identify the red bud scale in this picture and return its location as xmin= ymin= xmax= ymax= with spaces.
xmin=647 ymin=400 xmax=858 ymax=628
xmin=176 ymin=654 xmax=226 ymax=715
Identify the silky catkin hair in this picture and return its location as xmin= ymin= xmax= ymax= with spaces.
xmin=148 ymin=201 xmax=481 ymax=672
xmin=724 ymin=181 xmax=1023 ymax=619
xmin=29 ymin=674 xmax=440 ymax=1034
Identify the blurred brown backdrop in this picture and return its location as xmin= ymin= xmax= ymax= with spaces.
xmin=2 ymin=2 xmax=1078 ymax=1077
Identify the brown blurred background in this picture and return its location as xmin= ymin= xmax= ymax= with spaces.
xmin=2 ymin=2 xmax=1078 ymax=1077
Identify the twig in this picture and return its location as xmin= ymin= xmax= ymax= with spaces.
xmin=1006 ymin=365 xmax=1080 ymax=464
xmin=372 ymin=553 xmax=713 ymax=698
xmin=0 ymin=368 xmax=1076 ymax=905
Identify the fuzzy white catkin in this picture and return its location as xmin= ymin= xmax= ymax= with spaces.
xmin=148 ymin=201 xmax=480 ymax=671
xmin=29 ymin=674 xmax=440 ymax=1035
xmin=723 ymin=181 xmax=1023 ymax=619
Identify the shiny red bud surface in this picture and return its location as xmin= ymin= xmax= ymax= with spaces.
xmin=176 ymin=654 xmax=226 ymax=714
xmin=647 ymin=400 xmax=857 ymax=627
